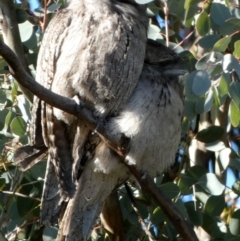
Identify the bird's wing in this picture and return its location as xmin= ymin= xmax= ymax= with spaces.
xmin=13 ymin=8 xmax=72 ymax=168
xmin=37 ymin=11 xmax=79 ymax=225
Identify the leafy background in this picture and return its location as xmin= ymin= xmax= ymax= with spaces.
xmin=1 ymin=0 xmax=240 ymax=240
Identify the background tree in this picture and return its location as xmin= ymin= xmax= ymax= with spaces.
xmin=1 ymin=0 xmax=240 ymax=240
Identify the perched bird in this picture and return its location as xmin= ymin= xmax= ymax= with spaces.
xmin=55 ymin=42 xmax=185 ymax=241
xmin=15 ymin=0 xmax=148 ymax=197
xmin=16 ymin=0 xmax=146 ymax=229
xmin=14 ymin=0 xmax=186 ymax=240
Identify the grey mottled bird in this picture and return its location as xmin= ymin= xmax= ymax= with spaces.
xmin=14 ymin=0 xmax=186 ymax=240
xmin=15 ymin=0 xmax=148 ymax=197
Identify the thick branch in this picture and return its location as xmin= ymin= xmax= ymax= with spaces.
xmin=0 ymin=40 xmax=198 ymax=241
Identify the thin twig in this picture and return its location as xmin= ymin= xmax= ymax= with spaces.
xmin=0 ymin=190 xmax=41 ymax=202
xmin=124 ymin=184 xmax=159 ymax=241
xmin=42 ymin=0 xmax=48 ymax=31
xmin=164 ymin=2 xmax=169 ymax=47
xmin=173 ymin=30 xmax=194 ymax=49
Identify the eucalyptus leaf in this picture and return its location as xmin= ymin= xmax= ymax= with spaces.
xmin=184 ymin=1 xmax=201 ymax=27
xmin=147 ymin=1 xmax=159 ymax=17
xmin=151 ymin=206 xmax=165 ymax=225
xmin=47 ymin=3 xmax=61 ymax=12
xmin=229 ymin=82 xmax=240 ymax=108
xmin=0 ymin=178 xmax=5 ymax=191
xmin=229 ymin=209 xmax=240 ymax=236
xmin=16 ymin=9 xmax=29 ymax=24
xmin=210 ymin=3 xmax=232 ymax=26
xmin=205 ymin=141 xmax=225 ymax=152
xmin=195 ymin=96 xmax=205 ymax=114
xmin=4 ymin=110 xmax=17 ymax=131
xmin=11 ymin=81 xmax=18 ymax=103
xmin=184 ymin=100 xmax=196 ymax=120
xmin=204 ymin=89 xmax=213 ymax=112
xmin=204 ymin=194 xmax=225 ymax=216
xmin=218 ymin=73 xmax=230 ymax=97
xmin=17 ymin=95 xmax=31 ymax=123
xmin=10 ymin=116 xmax=27 ymax=136
xmin=185 ymin=72 xmax=198 ymax=100
xmin=213 ymin=37 xmax=231 ymax=52
xmin=213 ymin=85 xmax=222 ymax=106
xmin=187 ymin=165 xmax=208 ymax=179
xmin=222 ymin=53 xmax=240 ymax=78
xmin=196 ymin=52 xmax=223 ymax=71
xmin=232 ymin=179 xmax=240 ymax=195
xmin=219 ymin=18 xmax=240 ymax=35
xmin=159 ymin=182 xmax=180 ymax=199
xmin=192 ymin=70 xmax=211 ymax=96
xmin=197 ymin=35 xmax=221 ymax=49
xmin=175 ymin=199 xmax=189 ymax=219
xmin=178 ymin=175 xmax=196 ymax=194
xmin=178 ymin=50 xmax=197 ymax=73
xmin=198 ymin=173 xmax=225 ymax=195
xmin=148 ymin=23 xmax=161 ymax=40
xmin=233 ymin=40 xmax=240 ymax=58
xmin=196 ymin=11 xmax=210 ymax=36
xmin=178 ymin=166 xmax=207 ymax=194
xmin=230 ymin=159 xmax=240 ymax=171
xmin=0 ymin=88 xmax=7 ymax=104
xmin=168 ymin=0 xmax=185 ymax=21
xmin=218 ymin=148 xmax=231 ymax=171
xmin=185 ymin=201 xmax=203 ymax=226
xmin=230 ymin=100 xmax=240 ymax=127
xmin=19 ymin=20 xmax=34 ymax=42
xmin=196 ymin=126 xmax=224 ymax=143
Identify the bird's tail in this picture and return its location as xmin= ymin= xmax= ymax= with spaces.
xmin=56 ymin=142 xmax=128 ymax=241
xmin=56 ymin=167 xmax=107 ymax=241
xmin=40 ymin=157 xmax=63 ymax=225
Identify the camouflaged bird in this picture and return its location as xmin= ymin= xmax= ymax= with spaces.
xmin=15 ymin=0 xmax=148 ymax=197
xmin=15 ymin=0 xmax=147 ymax=226
xmin=14 ymin=0 xmax=186 ymax=240
xmin=55 ymin=41 xmax=185 ymax=241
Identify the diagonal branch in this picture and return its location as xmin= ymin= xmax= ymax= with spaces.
xmin=0 ymin=40 xmax=198 ymax=241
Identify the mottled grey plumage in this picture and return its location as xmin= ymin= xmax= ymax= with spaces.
xmin=14 ymin=0 xmax=186 ymax=240
xmin=37 ymin=0 xmax=148 ymax=199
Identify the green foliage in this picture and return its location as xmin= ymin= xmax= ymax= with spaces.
xmin=1 ymin=0 xmax=240 ymax=240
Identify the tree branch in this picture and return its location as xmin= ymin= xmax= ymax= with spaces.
xmin=0 ymin=0 xmax=33 ymax=102
xmin=0 ymin=40 xmax=198 ymax=241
